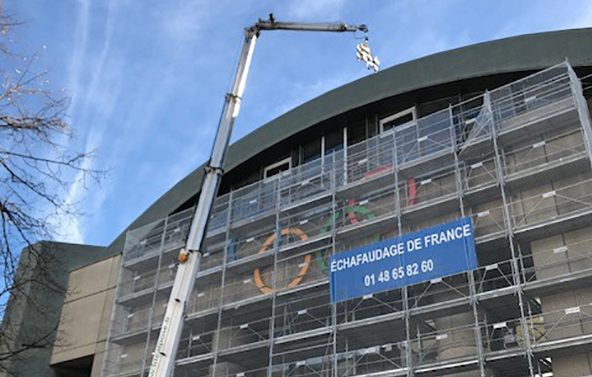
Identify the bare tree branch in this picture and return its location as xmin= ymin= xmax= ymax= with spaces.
xmin=0 ymin=11 xmax=104 ymax=372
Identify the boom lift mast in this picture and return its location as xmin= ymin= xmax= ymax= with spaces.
xmin=148 ymin=14 xmax=378 ymax=377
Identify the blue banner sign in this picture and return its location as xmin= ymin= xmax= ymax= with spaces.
xmin=330 ymin=217 xmax=477 ymax=303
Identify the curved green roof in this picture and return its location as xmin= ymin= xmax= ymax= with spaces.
xmin=108 ymin=27 xmax=592 ymax=252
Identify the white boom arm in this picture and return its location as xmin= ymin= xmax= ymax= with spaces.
xmin=147 ymin=14 xmax=374 ymax=377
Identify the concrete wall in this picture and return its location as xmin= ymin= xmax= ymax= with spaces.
xmin=50 ymin=255 xmax=121 ymax=377
xmin=0 ymin=242 xmax=114 ymax=377
xmin=531 ymin=225 xmax=592 ymax=376
xmin=552 ymin=352 xmax=592 ymax=377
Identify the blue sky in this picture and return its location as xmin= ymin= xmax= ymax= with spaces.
xmin=7 ymin=0 xmax=592 ymax=247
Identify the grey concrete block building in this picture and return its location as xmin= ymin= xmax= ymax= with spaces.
xmin=3 ymin=28 xmax=592 ymax=377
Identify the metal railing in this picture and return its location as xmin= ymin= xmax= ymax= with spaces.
xmin=104 ymin=62 xmax=592 ymax=377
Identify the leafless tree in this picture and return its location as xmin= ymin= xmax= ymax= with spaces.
xmin=0 ymin=12 xmax=102 ymax=373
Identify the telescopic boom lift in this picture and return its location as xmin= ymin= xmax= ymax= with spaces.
xmin=147 ymin=14 xmax=379 ymax=377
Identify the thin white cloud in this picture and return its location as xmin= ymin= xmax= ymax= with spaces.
xmin=55 ymin=155 xmax=93 ymax=244
xmin=286 ymin=0 xmax=345 ymax=20
xmin=46 ymin=0 xmax=90 ymax=244
xmin=159 ymin=1 xmax=208 ymax=44
xmin=490 ymin=0 xmax=592 ymax=41
xmin=66 ymin=0 xmax=90 ymax=119
xmin=75 ymin=0 xmax=118 ymax=120
xmin=570 ymin=1 xmax=592 ymax=29
xmin=56 ymin=0 xmax=121 ymax=244
xmin=272 ymin=72 xmax=354 ymax=120
xmin=32 ymin=0 xmax=592 ymax=248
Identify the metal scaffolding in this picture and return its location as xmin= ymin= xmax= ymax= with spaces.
xmin=102 ymin=62 xmax=592 ymax=377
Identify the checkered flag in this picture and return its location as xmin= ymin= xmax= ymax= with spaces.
xmin=356 ymin=40 xmax=380 ymax=72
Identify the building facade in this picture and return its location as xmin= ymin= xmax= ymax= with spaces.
xmin=3 ymin=28 xmax=592 ymax=377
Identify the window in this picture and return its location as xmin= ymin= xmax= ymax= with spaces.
xmin=347 ymin=119 xmax=366 ymax=146
xmin=263 ymin=157 xmax=291 ymax=179
xmin=324 ymin=128 xmax=344 ymax=154
xmin=380 ymin=107 xmax=417 ymax=135
xmin=301 ymin=139 xmax=321 ymax=163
